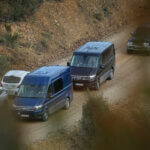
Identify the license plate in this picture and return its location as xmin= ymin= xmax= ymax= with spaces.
xmin=20 ymin=114 xmax=29 ymax=118
xmin=75 ymin=83 xmax=84 ymax=86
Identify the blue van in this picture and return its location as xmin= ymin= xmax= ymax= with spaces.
xmin=68 ymin=41 xmax=115 ymax=90
xmin=13 ymin=66 xmax=73 ymax=121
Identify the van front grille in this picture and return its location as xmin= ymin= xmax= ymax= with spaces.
xmin=15 ymin=106 xmax=34 ymax=111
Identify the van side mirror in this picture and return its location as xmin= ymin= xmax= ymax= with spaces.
xmin=100 ymin=64 xmax=105 ymax=69
xmin=67 ymin=62 xmax=70 ymax=66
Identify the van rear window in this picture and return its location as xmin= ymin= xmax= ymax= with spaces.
xmin=3 ymin=76 xmax=21 ymax=83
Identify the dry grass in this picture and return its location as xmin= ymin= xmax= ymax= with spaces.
xmin=0 ymin=0 xmax=147 ymax=71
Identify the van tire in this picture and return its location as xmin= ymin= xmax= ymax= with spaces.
xmin=64 ymin=98 xmax=70 ymax=110
xmin=95 ymin=78 xmax=100 ymax=90
xmin=108 ymin=69 xmax=114 ymax=80
xmin=41 ymin=110 xmax=48 ymax=121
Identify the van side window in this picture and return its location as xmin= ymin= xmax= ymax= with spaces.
xmin=54 ymin=78 xmax=63 ymax=93
xmin=102 ymin=50 xmax=108 ymax=64
xmin=102 ymin=46 xmax=113 ymax=64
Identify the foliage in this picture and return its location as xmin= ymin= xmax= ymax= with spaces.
xmin=78 ymin=0 xmax=114 ymax=21
xmin=35 ymin=39 xmax=49 ymax=52
xmin=80 ymin=92 xmax=150 ymax=150
xmin=0 ymin=24 xmax=19 ymax=48
xmin=0 ymin=0 xmax=43 ymax=22
xmin=0 ymin=55 xmax=11 ymax=76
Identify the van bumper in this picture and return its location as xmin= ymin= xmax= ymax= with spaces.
xmin=127 ymin=46 xmax=150 ymax=55
xmin=13 ymin=109 xmax=44 ymax=119
xmin=73 ymin=80 xmax=96 ymax=88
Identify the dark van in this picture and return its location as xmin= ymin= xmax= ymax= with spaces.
xmin=68 ymin=41 xmax=115 ymax=90
xmin=13 ymin=66 xmax=73 ymax=121
xmin=127 ymin=23 xmax=150 ymax=55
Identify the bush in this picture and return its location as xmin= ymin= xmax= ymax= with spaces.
xmin=0 ymin=55 xmax=11 ymax=76
xmin=80 ymin=93 xmax=150 ymax=150
xmin=3 ymin=33 xmax=19 ymax=48
xmin=0 ymin=0 xmax=43 ymax=22
xmin=93 ymin=13 xmax=103 ymax=21
xmin=35 ymin=39 xmax=49 ymax=52
xmin=0 ymin=24 xmax=19 ymax=48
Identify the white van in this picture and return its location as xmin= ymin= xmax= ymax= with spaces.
xmin=1 ymin=70 xmax=29 ymax=95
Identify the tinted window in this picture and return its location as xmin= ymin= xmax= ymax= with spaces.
xmin=71 ymin=54 xmax=99 ymax=68
xmin=102 ymin=46 xmax=113 ymax=64
xmin=3 ymin=76 xmax=21 ymax=83
xmin=54 ymin=78 xmax=63 ymax=93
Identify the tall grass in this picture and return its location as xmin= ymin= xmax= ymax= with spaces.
xmin=0 ymin=24 xmax=19 ymax=49
xmin=0 ymin=0 xmax=43 ymax=22
xmin=0 ymin=55 xmax=11 ymax=76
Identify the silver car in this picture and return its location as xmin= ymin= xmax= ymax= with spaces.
xmin=1 ymin=70 xmax=30 ymax=95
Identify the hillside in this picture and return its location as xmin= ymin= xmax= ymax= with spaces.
xmin=0 ymin=0 xmax=148 ymax=74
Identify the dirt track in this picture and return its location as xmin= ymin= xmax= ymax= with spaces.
xmin=18 ymin=24 xmax=149 ymax=144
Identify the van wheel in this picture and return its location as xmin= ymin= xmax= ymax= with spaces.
xmin=108 ymin=69 xmax=114 ymax=80
xmin=95 ymin=78 xmax=100 ymax=90
xmin=41 ymin=110 xmax=48 ymax=121
xmin=64 ymin=98 xmax=70 ymax=110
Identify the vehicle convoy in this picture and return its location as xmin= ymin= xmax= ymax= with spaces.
xmin=127 ymin=23 xmax=150 ymax=54
xmin=1 ymin=70 xmax=29 ymax=95
xmin=13 ymin=66 xmax=73 ymax=121
xmin=68 ymin=41 xmax=115 ymax=90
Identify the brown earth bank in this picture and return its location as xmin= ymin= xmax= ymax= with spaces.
xmin=0 ymin=0 xmax=148 ymax=73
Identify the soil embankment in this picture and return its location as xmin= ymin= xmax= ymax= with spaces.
xmin=0 ymin=0 xmax=147 ymax=72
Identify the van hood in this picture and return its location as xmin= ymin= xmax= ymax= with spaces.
xmin=14 ymin=97 xmax=45 ymax=107
xmin=70 ymin=66 xmax=97 ymax=76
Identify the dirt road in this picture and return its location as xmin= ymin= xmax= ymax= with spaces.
xmin=18 ymin=25 xmax=149 ymax=144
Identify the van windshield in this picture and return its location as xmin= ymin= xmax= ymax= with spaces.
xmin=71 ymin=54 xmax=99 ymax=68
xmin=17 ymin=85 xmax=47 ymax=98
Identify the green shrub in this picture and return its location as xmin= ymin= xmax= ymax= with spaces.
xmin=93 ymin=12 xmax=103 ymax=21
xmin=35 ymin=39 xmax=49 ymax=52
xmin=3 ymin=33 xmax=19 ymax=48
xmin=0 ymin=0 xmax=43 ymax=22
xmin=0 ymin=55 xmax=11 ymax=76
xmin=0 ymin=24 xmax=19 ymax=49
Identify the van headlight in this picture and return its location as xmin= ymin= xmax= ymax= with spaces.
xmin=89 ymin=75 xmax=96 ymax=80
xmin=144 ymin=42 xmax=149 ymax=47
xmin=34 ymin=105 xmax=43 ymax=110
xmin=127 ymin=42 xmax=133 ymax=46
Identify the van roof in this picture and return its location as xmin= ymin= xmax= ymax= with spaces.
xmin=74 ymin=41 xmax=113 ymax=55
xmin=22 ymin=66 xmax=69 ymax=86
xmin=30 ymin=66 xmax=69 ymax=77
